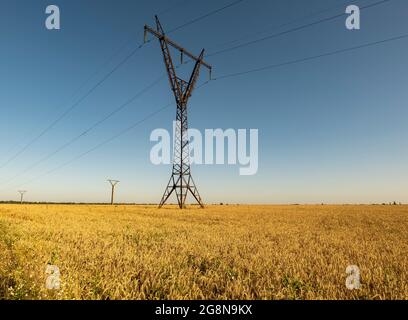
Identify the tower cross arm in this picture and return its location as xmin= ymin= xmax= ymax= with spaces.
xmin=144 ymin=25 xmax=212 ymax=72
xmin=108 ymin=179 xmax=120 ymax=187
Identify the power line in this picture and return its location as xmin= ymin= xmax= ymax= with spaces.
xmin=0 ymin=75 xmax=164 ymax=187
xmin=2 ymin=4 xmax=405 ymax=200
xmin=0 ymin=0 xmax=202 ymax=170
xmin=206 ymin=0 xmax=393 ymax=58
xmin=167 ymin=0 xmax=247 ymax=34
xmin=95 ymin=1 xmax=197 ymax=68
xmin=214 ymin=32 xmax=408 ymax=80
xmin=0 ymin=0 xmax=246 ymax=187
xmin=5 ymin=81 xmax=212 ymax=191
xmin=5 ymin=103 xmax=173 ymax=191
xmin=0 ymin=44 xmax=147 ymax=170
xmin=120 ymin=0 xmax=247 ymax=56
xmin=206 ymin=0 xmax=370 ymax=51
xmin=3 ymin=25 xmax=405 ymax=191
xmin=2 ymin=19 xmax=404 ymax=192
xmin=158 ymin=0 xmax=192 ymax=16
xmin=0 ymin=0 xmax=389 ymax=176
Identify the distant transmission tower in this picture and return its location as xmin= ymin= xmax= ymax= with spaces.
xmin=18 ymin=190 xmax=27 ymax=204
xmin=107 ymin=180 xmax=119 ymax=205
xmin=144 ymin=16 xmax=212 ymax=209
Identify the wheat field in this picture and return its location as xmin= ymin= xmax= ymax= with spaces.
xmin=0 ymin=204 xmax=407 ymax=300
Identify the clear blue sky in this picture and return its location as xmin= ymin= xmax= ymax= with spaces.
xmin=0 ymin=0 xmax=407 ymax=204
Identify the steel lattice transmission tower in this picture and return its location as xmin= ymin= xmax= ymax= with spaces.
xmin=144 ymin=16 xmax=212 ymax=209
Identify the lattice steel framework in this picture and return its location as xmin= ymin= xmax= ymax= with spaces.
xmin=144 ymin=16 xmax=211 ymax=209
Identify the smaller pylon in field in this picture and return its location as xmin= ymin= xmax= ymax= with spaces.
xmin=107 ymin=180 xmax=119 ymax=205
xmin=18 ymin=190 xmax=27 ymax=204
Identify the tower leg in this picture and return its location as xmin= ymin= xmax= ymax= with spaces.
xmin=158 ymin=103 xmax=204 ymax=209
xmin=158 ymin=173 xmax=204 ymax=209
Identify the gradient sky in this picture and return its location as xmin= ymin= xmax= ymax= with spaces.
xmin=0 ymin=0 xmax=407 ymax=204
